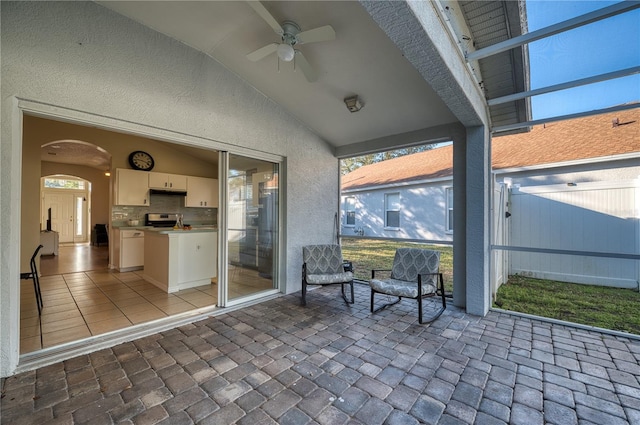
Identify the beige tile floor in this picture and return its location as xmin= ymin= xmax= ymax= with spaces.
xmin=20 ymin=267 xmax=273 ymax=354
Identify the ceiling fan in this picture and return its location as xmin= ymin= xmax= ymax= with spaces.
xmin=246 ymin=1 xmax=336 ymax=82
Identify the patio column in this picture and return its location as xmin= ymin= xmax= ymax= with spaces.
xmin=463 ymin=125 xmax=491 ymax=316
xmin=360 ymin=0 xmax=493 ymax=317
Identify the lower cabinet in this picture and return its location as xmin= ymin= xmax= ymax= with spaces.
xmin=113 ymin=229 xmax=144 ymax=271
xmin=143 ymin=230 xmax=217 ymax=293
xmin=180 ymin=233 xmax=217 ymax=285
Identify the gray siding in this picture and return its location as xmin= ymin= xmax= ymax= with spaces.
xmin=342 ymin=182 xmax=454 ymax=242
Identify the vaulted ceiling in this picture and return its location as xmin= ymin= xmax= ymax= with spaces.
xmin=45 ymin=1 xmax=529 ymax=168
xmin=97 ymin=1 xmax=528 ymax=146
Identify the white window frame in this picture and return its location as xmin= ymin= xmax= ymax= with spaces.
xmin=344 ymin=196 xmax=356 ymax=227
xmin=446 ymin=187 xmax=454 ymax=233
xmin=384 ymin=192 xmax=401 ymax=230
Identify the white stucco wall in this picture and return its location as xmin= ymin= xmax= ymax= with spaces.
xmin=1 ymin=1 xmax=338 ymax=377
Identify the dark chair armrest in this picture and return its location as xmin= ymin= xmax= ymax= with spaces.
xmin=371 ymin=269 xmax=391 ymax=279
xmin=342 ymin=261 xmax=353 ymax=272
xmin=418 ymin=272 xmax=444 ymax=293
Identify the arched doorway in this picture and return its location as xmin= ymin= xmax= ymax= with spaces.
xmin=39 ymin=140 xmax=112 ymax=275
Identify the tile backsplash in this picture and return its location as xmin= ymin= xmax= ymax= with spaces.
xmin=112 ymin=194 xmax=217 ymax=227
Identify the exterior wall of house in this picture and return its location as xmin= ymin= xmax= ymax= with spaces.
xmin=496 ymin=157 xmax=640 ymax=187
xmin=341 ymin=181 xmax=454 ymax=242
xmin=1 ymin=1 xmax=339 ymax=377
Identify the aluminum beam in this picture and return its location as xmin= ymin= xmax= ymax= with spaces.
xmin=488 ymin=66 xmax=640 ymax=106
xmin=492 ymin=103 xmax=640 ymax=133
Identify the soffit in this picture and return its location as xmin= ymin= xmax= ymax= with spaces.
xmin=459 ymin=0 xmax=531 ymax=132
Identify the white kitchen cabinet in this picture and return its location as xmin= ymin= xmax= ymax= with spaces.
xmin=186 ymin=177 xmax=218 ymax=208
xmin=143 ymin=229 xmax=217 ymax=293
xmin=180 ymin=232 xmax=217 ymax=284
xmin=149 ymin=172 xmax=187 ymax=191
xmin=113 ymin=228 xmax=144 ymax=271
xmin=121 ymin=229 xmax=144 ymax=270
xmin=115 ymin=169 xmax=149 ymax=206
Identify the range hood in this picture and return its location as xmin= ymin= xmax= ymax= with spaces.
xmin=150 ymin=189 xmax=187 ymax=196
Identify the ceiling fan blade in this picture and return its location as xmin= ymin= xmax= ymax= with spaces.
xmin=247 ymin=43 xmax=278 ymax=62
xmin=296 ymin=25 xmax=336 ymax=44
xmin=294 ymin=51 xmax=318 ymax=82
xmin=246 ymin=1 xmax=283 ymax=35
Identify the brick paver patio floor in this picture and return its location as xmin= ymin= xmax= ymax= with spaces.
xmin=2 ymin=282 xmax=639 ymax=424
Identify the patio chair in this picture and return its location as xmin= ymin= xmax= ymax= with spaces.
xmin=370 ymin=248 xmax=446 ymax=323
xmin=302 ymin=244 xmax=354 ymax=306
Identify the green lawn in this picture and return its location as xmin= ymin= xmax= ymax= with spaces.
xmin=495 ymin=275 xmax=640 ymax=335
xmin=341 ymin=238 xmax=640 ymax=335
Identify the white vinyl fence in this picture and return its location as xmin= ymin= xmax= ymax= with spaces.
xmin=507 ymin=179 xmax=640 ymax=289
xmin=491 ymin=181 xmax=510 ymax=299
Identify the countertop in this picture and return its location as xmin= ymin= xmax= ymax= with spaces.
xmin=112 ymin=225 xmax=153 ymax=230
xmin=113 ymin=225 xmax=216 ymax=231
xmin=143 ymin=227 xmax=217 ymax=234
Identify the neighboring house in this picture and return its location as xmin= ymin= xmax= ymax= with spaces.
xmin=342 ymin=108 xmax=640 ymax=290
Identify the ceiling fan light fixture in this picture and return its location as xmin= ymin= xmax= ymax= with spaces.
xmin=277 ymin=43 xmax=295 ymax=62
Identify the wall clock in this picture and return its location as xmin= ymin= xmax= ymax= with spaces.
xmin=128 ymin=151 xmax=154 ymax=171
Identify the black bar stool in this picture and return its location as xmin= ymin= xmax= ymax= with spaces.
xmin=20 ymin=244 xmax=44 ymax=346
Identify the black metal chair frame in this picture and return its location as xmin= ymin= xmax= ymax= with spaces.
xmin=370 ymin=269 xmax=446 ymax=324
xmin=20 ymin=244 xmax=44 ymax=345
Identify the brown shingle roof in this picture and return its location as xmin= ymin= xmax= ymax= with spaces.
xmin=342 ymin=108 xmax=640 ymax=191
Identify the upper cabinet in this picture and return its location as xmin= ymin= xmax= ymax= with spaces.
xmin=114 ymin=169 xmax=217 ymax=207
xmin=148 ymin=172 xmax=187 ymax=191
xmin=186 ymin=177 xmax=218 ymax=208
xmin=114 ymin=169 xmax=149 ymax=206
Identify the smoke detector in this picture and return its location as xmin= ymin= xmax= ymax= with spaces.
xmin=344 ymin=95 xmax=363 ymax=113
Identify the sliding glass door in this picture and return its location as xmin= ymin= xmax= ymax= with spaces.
xmin=226 ymin=154 xmax=279 ymax=301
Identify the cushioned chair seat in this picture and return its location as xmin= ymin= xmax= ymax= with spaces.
xmin=306 ymin=271 xmax=354 ymax=285
xmin=370 ymin=278 xmax=436 ymax=298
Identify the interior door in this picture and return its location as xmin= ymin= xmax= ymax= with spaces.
xmin=44 ymin=193 xmax=74 ymax=243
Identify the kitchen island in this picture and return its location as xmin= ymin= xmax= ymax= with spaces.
xmin=142 ymin=227 xmax=217 ymax=293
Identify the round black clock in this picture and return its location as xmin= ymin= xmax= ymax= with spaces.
xmin=128 ymin=151 xmax=154 ymax=171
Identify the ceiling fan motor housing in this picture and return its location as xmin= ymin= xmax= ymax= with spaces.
xmin=281 ymin=21 xmax=301 ymax=46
